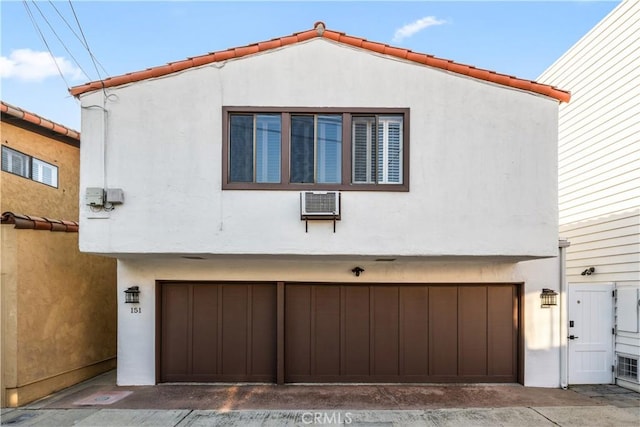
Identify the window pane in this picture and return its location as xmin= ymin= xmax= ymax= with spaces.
xmin=32 ymin=158 xmax=58 ymax=187
xmin=229 ymin=115 xmax=254 ymax=182
xmin=316 ymin=115 xmax=342 ymax=184
xmin=377 ymin=116 xmax=403 ymax=184
xmin=1 ymin=146 xmax=30 ymax=178
xmin=386 ymin=118 xmax=402 ymax=184
xmin=255 ymin=115 xmax=281 ymax=183
xmin=352 ymin=117 xmax=376 ymax=184
xmin=290 ymin=115 xmax=315 ymax=183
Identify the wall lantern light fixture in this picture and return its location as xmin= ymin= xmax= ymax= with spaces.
xmin=581 ymin=267 xmax=595 ymax=276
xmin=351 ymin=266 xmax=365 ymax=277
xmin=124 ymin=286 xmax=140 ymax=304
xmin=540 ymin=288 xmax=558 ymax=308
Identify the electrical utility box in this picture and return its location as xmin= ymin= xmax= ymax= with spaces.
xmin=86 ymin=187 xmax=105 ymax=206
xmin=106 ymin=188 xmax=125 ymax=204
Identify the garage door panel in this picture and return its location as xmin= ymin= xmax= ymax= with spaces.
xmin=400 ymin=287 xmax=429 ymax=376
xmin=221 ymin=286 xmax=249 ymax=376
xmin=488 ymin=286 xmax=517 ymax=378
xmin=372 ymin=286 xmax=399 ymax=376
xmin=160 ymin=283 xmax=276 ymax=383
xmin=284 ymin=284 xmax=518 ymax=383
xmin=285 ymin=285 xmax=311 ymax=377
xmin=344 ymin=286 xmax=370 ymax=376
xmin=192 ymin=285 xmax=218 ymax=375
xmin=251 ymin=285 xmax=277 ymax=376
xmin=162 ymin=282 xmax=518 ymax=384
xmin=459 ymin=286 xmax=488 ymax=376
xmin=314 ymin=286 xmax=341 ymax=376
xmin=161 ymin=284 xmax=190 ymax=380
xmin=429 ymin=287 xmax=458 ymax=377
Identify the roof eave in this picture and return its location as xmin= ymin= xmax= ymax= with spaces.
xmin=69 ymin=23 xmax=570 ymax=103
xmin=1 ymin=101 xmax=81 ymax=140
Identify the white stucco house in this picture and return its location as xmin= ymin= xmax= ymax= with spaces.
xmin=71 ymin=23 xmax=573 ymax=387
xmin=539 ymin=0 xmax=640 ymax=392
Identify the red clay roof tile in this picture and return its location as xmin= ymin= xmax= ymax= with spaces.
xmin=384 ymin=45 xmax=408 ymax=58
xmin=258 ymin=39 xmax=282 ymax=50
xmin=322 ymin=31 xmax=341 ymax=42
xmin=1 ymin=212 xmax=79 ymax=232
xmin=279 ymin=35 xmax=299 ymax=46
xmin=361 ymin=40 xmax=384 ymax=54
xmin=1 ymin=101 xmax=80 ymax=140
xmin=448 ymin=63 xmax=470 ymax=75
xmin=214 ymin=50 xmax=236 ymax=61
xmin=424 ymin=57 xmax=448 ymax=69
xmin=69 ymin=22 xmax=570 ymax=103
xmin=470 ymin=69 xmax=491 ymax=81
xmin=511 ymin=79 xmax=533 ymax=91
xmin=235 ymin=44 xmax=261 ymax=57
xmin=296 ymin=29 xmax=318 ymax=42
xmin=169 ymin=60 xmax=193 ymax=73
xmin=190 ymin=55 xmax=213 ymax=67
xmin=340 ymin=35 xmax=365 ymax=48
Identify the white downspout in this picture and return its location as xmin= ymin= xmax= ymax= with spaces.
xmin=559 ymin=238 xmax=570 ymax=389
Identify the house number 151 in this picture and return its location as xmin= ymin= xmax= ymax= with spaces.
xmin=130 ymin=307 xmax=142 ymax=314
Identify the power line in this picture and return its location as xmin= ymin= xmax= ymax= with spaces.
xmin=67 ymin=0 xmax=104 ymax=84
xmin=21 ymin=0 xmax=70 ymax=89
xmin=47 ymin=0 xmax=109 ymax=77
xmin=30 ymin=0 xmax=91 ymax=81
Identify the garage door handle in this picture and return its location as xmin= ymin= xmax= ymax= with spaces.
xmin=568 ymin=335 xmax=579 ymax=340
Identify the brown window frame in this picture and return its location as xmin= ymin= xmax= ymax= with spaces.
xmin=222 ymin=107 xmax=410 ymax=192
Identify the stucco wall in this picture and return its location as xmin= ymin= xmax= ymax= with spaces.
xmin=78 ymin=38 xmax=560 ymax=258
xmin=115 ymin=255 xmax=561 ymax=387
xmin=1 ymin=227 xmax=19 ymax=407
xmin=1 ymin=229 xmax=117 ymax=406
xmin=0 ymin=122 xmax=79 ymax=218
xmin=1 ymin=118 xmax=117 ymax=407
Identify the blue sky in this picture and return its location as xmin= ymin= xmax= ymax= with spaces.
xmin=1 ymin=1 xmax=620 ymax=130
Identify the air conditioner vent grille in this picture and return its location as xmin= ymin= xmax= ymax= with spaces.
xmin=305 ymin=193 xmax=337 ymax=213
xmin=300 ymin=192 xmax=340 ymax=218
xmin=617 ymin=355 xmax=639 ymax=382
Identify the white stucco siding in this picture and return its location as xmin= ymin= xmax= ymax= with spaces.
xmin=79 ymin=39 xmax=559 ymax=257
xmin=115 ymin=257 xmax=561 ymax=387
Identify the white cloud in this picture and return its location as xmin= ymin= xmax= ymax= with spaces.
xmin=393 ymin=16 xmax=447 ymax=43
xmin=0 ymin=49 xmax=85 ymax=82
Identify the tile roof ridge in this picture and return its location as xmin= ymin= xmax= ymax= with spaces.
xmin=1 ymin=212 xmax=79 ymax=232
xmin=0 ymin=100 xmax=80 ymax=140
xmin=69 ymin=22 xmax=570 ymax=103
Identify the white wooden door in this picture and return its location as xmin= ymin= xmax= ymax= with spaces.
xmin=568 ymin=283 xmax=614 ymax=384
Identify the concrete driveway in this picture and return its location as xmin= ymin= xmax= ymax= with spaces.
xmin=1 ymin=371 xmax=638 ymax=426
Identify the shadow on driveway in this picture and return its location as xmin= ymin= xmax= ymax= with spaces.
xmin=22 ymin=370 xmax=639 ymax=411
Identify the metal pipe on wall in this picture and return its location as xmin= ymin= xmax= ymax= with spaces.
xmin=559 ymin=239 xmax=570 ymax=389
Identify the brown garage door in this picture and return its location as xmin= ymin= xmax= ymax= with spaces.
xmin=285 ymin=284 xmax=519 ymax=383
xmin=159 ymin=282 xmax=276 ymax=382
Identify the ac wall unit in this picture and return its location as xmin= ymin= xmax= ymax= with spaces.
xmin=300 ymin=191 xmax=341 ymax=220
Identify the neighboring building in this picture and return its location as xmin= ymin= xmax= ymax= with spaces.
xmin=0 ymin=101 xmax=117 ymax=407
xmin=70 ymin=23 xmax=571 ymax=387
xmin=538 ymin=1 xmax=639 ymax=392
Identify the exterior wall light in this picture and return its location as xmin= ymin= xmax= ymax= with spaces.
xmin=581 ymin=267 xmax=595 ymax=276
xmin=540 ymin=288 xmax=558 ymax=308
xmin=351 ymin=266 xmax=365 ymax=277
xmin=124 ymin=286 xmax=140 ymax=304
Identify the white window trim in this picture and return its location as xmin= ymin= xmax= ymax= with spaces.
xmin=1 ymin=145 xmax=59 ymax=188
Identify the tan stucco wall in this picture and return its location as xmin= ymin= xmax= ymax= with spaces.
xmin=1 ymin=227 xmax=18 ymax=407
xmin=1 ymin=121 xmax=79 ymax=218
xmin=1 ymin=119 xmax=117 ymax=407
